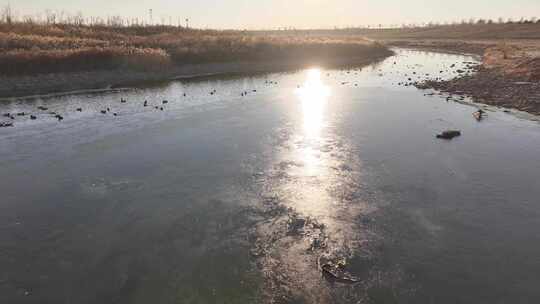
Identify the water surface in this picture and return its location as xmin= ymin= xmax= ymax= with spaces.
xmin=1 ymin=49 xmax=540 ymax=304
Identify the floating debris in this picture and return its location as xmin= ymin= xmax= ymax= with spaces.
xmin=317 ymin=255 xmax=361 ymax=284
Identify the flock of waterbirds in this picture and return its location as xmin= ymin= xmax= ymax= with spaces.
xmin=0 ymin=88 xmax=267 ymax=128
xmin=0 ymin=57 xmax=480 ymax=129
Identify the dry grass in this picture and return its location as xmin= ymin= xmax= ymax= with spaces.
xmin=0 ymin=23 xmax=388 ymax=76
xmin=360 ymin=23 xmax=540 ymax=40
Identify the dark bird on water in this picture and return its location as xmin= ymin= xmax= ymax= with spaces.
xmin=101 ymin=110 xmax=107 ymax=114
xmin=144 ymin=101 xmax=148 ymax=107
xmin=30 ymin=115 xmax=37 ymax=120
xmin=76 ymin=108 xmax=82 ymax=112
xmin=55 ymin=114 xmax=63 ymax=121
xmin=162 ymin=100 xmax=168 ymax=104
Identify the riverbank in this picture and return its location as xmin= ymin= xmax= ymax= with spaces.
xmin=380 ymin=39 xmax=540 ymax=115
xmin=0 ymin=51 xmax=393 ymax=99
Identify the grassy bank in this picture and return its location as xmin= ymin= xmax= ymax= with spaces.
xmin=0 ymin=23 xmax=390 ymax=76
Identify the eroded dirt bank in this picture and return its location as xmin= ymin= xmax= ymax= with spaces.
xmin=402 ymin=41 xmax=540 ymax=114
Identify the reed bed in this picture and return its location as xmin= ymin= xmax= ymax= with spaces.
xmin=0 ymin=23 xmax=387 ymax=75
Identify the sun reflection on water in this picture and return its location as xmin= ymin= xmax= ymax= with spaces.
xmin=296 ymin=68 xmax=330 ymax=140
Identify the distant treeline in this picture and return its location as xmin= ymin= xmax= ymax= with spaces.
xmin=1 ymin=4 xmax=538 ymax=30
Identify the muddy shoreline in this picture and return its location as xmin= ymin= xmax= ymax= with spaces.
xmin=416 ymin=66 xmax=540 ymax=115
xmin=386 ymin=39 xmax=540 ymax=115
xmin=0 ymin=53 xmax=392 ymax=100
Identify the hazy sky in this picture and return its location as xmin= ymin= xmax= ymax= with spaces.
xmin=5 ymin=0 xmax=540 ymax=29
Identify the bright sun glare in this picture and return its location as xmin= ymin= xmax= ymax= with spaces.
xmin=296 ymin=68 xmax=330 ymax=139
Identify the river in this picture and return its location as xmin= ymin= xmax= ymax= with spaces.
xmin=1 ymin=49 xmax=540 ymax=304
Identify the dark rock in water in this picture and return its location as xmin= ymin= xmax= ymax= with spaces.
xmin=55 ymin=114 xmax=64 ymax=121
xmin=162 ymin=100 xmax=168 ymax=104
xmin=0 ymin=122 xmax=14 ymax=127
xmin=17 ymin=112 xmax=25 ymax=116
xmin=101 ymin=110 xmax=107 ymax=114
xmin=38 ymin=106 xmax=48 ymax=111
xmin=436 ymin=130 xmax=461 ymax=140
xmin=77 ymin=108 xmax=82 ymax=112
xmin=30 ymin=115 xmax=37 ymax=120
xmin=2 ymin=113 xmax=10 ymax=117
